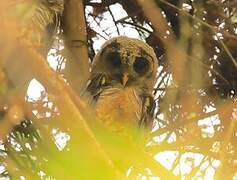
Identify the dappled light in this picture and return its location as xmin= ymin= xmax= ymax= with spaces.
xmin=0 ymin=0 xmax=236 ymax=179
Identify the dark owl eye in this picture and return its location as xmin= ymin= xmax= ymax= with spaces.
xmin=133 ymin=57 xmax=150 ymax=75
xmin=105 ymin=52 xmax=121 ymax=67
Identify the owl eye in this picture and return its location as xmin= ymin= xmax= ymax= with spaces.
xmin=105 ymin=52 xmax=121 ymax=67
xmin=133 ymin=57 xmax=150 ymax=75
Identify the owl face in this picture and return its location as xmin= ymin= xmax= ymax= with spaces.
xmin=92 ymin=36 xmax=158 ymax=92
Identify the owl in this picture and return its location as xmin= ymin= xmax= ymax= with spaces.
xmin=86 ymin=36 xmax=158 ymax=132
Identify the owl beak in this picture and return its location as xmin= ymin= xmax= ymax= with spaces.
xmin=122 ymin=72 xmax=129 ymax=86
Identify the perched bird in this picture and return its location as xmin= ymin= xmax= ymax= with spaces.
xmin=86 ymin=36 xmax=158 ymax=132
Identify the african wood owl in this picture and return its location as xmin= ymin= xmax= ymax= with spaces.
xmin=86 ymin=36 xmax=158 ymax=132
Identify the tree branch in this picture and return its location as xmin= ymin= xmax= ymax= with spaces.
xmin=62 ymin=0 xmax=90 ymax=94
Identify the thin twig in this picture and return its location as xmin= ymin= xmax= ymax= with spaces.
xmin=158 ymin=0 xmax=237 ymax=68
xmin=88 ymin=13 xmax=111 ymax=38
xmin=108 ymin=6 xmax=121 ymax=35
xmin=117 ymin=20 xmax=153 ymax=34
xmin=151 ymin=110 xmax=218 ymax=137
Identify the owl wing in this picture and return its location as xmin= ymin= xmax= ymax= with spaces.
xmin=139 ymin=95 xmax=156 ymax=129
xmin=86 ymin=73 xmax=109 ymax=101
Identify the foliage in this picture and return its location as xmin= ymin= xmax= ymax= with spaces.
xmin=0 ymin=0 xmax=236 ymax=179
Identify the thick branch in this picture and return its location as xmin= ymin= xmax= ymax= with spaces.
xmin=62 ymin=0 xmax=90 ymax=94
xmin=0 ymin=7 xmax=122 ymax=177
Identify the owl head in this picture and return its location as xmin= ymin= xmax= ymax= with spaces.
xmin=91 ymin=36 xmax=158 ymax=92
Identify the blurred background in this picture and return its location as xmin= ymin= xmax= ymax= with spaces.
xmin=0 ymin=0 xmax=236 ymax=179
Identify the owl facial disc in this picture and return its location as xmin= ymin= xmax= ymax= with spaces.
xmin=92 ymin=36 xmax=158 ymax=91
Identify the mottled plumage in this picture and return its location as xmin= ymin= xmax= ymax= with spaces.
xmin=86 ymin=36 xmax=158 ymax=132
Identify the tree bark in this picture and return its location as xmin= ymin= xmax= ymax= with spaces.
xmin=62 ymin=0 xmax=90 ymax=95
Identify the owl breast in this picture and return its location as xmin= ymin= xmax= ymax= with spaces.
xmin=95 ymin=87 xmax=142 ymax=131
